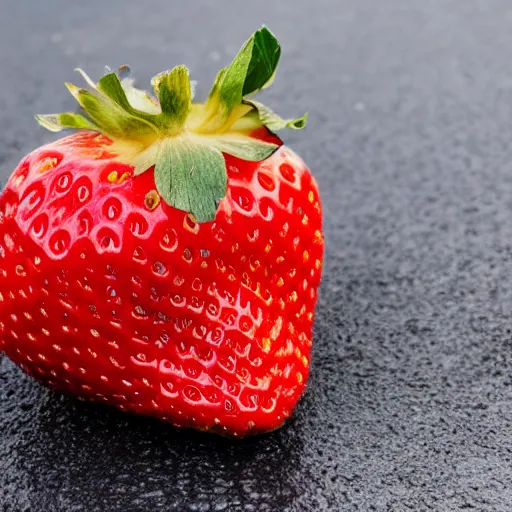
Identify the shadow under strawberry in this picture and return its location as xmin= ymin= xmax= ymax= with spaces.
xmin=2 ymin=358 xmax=312 ymax=512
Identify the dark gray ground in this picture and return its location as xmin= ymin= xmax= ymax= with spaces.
xmin=2 ymin=0 xmax=512 ymax=510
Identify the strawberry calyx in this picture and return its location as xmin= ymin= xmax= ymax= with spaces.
xmin=35 ymin=27 xmax=307 ymax=222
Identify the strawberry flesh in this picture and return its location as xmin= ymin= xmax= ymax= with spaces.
xmin=0 ymin=132 xmax=323 ymax=436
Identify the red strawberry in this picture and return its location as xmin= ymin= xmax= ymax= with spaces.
xmin=0 ymin=27 xmax=323 ymax=436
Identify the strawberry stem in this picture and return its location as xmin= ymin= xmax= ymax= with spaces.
xmin=35 ymin=26 xmax=307 ymax=222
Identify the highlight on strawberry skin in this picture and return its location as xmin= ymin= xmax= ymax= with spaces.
xmin=0 ymin=27 xmax=324 ymax=437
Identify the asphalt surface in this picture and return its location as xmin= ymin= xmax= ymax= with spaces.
xmin=3 ymin=0 xmax=512 ymax=510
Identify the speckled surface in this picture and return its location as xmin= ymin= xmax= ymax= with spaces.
xmin=3 ymin=1 xmax=512 ymax=510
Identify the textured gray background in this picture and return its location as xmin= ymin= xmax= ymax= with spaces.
xmin=2 ymin=0 xmax=512 ymax=510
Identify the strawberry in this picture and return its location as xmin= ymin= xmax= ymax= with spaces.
xmin=0 ymin=27 xmax=323 ymax=436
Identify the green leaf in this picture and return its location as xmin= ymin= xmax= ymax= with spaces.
xmin=201 ymin=26 xmax=281 ymax=132
xmin=97 ymin=72 xmax=166 ymax=132
xmin=36 ymin=28 xmax=305 ymax=146
xmin=152 ymin=65 xmax=191 ymax=131
xmin=242 ymin=27 xmax=281 ymax=96
xmin=203 ymin=132 xmax=278 ymax=161
xmin=101 ymin=66 xmax=161 ymax=115
xmin=66 ymin=83 xmax=159 ymax=140
xmin=35 ymin=113 xmax=99 ymax=132
xmin=55 ymin=69 xmax=193 ymax=140
xmin=97 ymin=72 xmax=143 ymax=114
xmin=35 ymin=29 xmax=306 ymax=221
xmin=244 ymin=100 xmax=308 ymax=131
xmin=153 ymin=137 xmax=227 ymax=222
